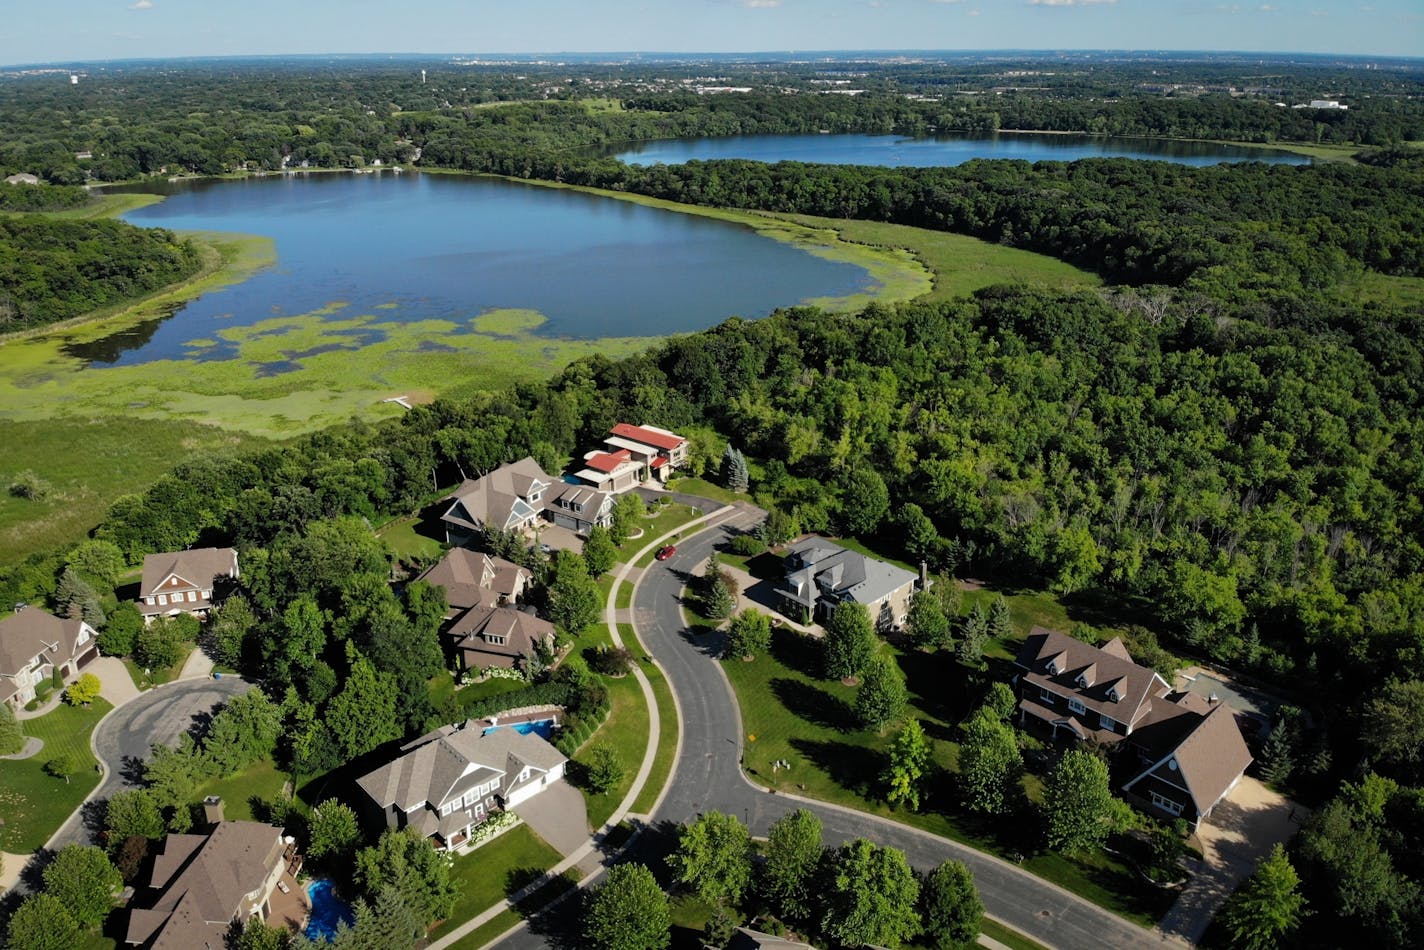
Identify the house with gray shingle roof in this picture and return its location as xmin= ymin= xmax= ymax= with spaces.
xmin=777 ymin=537 xmax=918 ymax=631
xmin=439 ymin=457 xmax=553 ymax=545
xmin=1014 ymin=628 xmax=1252 ymax=827
xmin=356 ymin=720 xmax=567 ymax=852
xmin=414 ymin=548 xmax=553 ymax=672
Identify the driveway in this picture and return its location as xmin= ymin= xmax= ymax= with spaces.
xmin=47 ymin=675 xmax=251 ymax=852
xmin=510 ymin=780 xmax=592 ymax=864
xmin=1157 ymin=777 xmax=1303 ymax=943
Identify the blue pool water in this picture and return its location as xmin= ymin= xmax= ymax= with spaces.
xmin=304 ymin=878 xmax=355 ymax=942
xmin=483 ymin=719 xmax=556 ymax=740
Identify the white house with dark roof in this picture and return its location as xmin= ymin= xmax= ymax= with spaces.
xmin=1014 ymin=628 xmax=1253 ymax=827
xmin=137 ymin=547 xmax=239 ymax=623
xmin=776 ymin=537 xmax=918 ymax=631
xmin=356 ymin=721 xmax=567 ymax=852
xmin=0 ymin=605 xmax=98 ymax=708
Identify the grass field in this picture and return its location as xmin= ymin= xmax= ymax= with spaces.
xmin=768 ymin=214 xmax=1101 ymax=305
xmin=623 ymin=622 xmax=681 ymax=816
xmin=1340 ymin=270 xmax=1424 ymax=309
xmin=0 ymin=698 xmax=112 ymax=852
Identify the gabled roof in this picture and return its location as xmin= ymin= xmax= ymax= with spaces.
xmin=1127 ymin=703 xmax=1253 ymax=817
xmin=139 ymin=547 xmax=238 ymax=598
xmin=415 ymin=549 xmax=527 ymax=614
xmin=544 ymin=482 xmax=612 ymax=520
xmin=448 ymin=604 xmax=554 ymax=666
xmin=441 ymin=458 xmax=552 ymax=534
xmin=584 ymin=449 xmax=634 ymax=474
xmin=357 ymin=721 xmax=566 ymax=814
xmin=778 ymin=537 xmax=917 ymax=611
xmin=127 ymin=821 xmax=285 ymax=949
xmin=609 ymin=423 xmax=685 ymax=452
xmin=1016 ymin=628 xmax=1168 ymax=730
xmin=0 ymin=606 xmax=90 ymax=679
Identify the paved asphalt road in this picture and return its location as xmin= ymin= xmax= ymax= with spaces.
xmin=48 ymin=676 xmax=251 ymax=852
xmin=494 ymin=508 xmax=1173 ymax=950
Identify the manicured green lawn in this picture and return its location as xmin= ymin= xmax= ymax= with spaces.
xmin=428 ymin=824 xmax=565 ymax=941
xmin=0 ymin=698 xmax=112 ymax=852
xmin=376 ymin=514 xmax=446 ymax=564
xmin=721 ymin=627 xmax=1171 ymax=926
xmin=628 ymin=503 xmax=703 ymax=566
xmin=444 ymin=870 xmax=582 ymax=950
xmin=667 ymin=477 xmax=743 ymax=506
xmin=191 ymin=757 xmax=289 ymax=821
xmin=623 ymin=623 xmax=680 ymax=816
xmin=980 ymin=918 xmax=1051 ymax=950
xmin=122 ymin=641 xmax=195 ymax=689
xmin=429 ymin=672 xmax=531 ymax=715
xmin=575 ymin=664 xmax=649 ymax=828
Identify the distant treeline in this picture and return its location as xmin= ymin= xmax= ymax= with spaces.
xmin=0 ymin=182 xmax=88 ymax=211
xmin=0 ymin=217 xmax=201 ymax=332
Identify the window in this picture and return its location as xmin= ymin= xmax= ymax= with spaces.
xmin=1107 ymin=687 xmax=1121 ymax=702
xmin=187 ymin=591 xmax=197 ymax=602
xmin=1099 ymin=712 xmax=1117 ymax=731
xmin=157 ymin=594 xmax=168 ymax=606
xmin=487 ymin=635 xmax=506 ymax=646
xmin=464 ymin=790 xmax=476 ymax=807
xmin=1150 ymin=791 xmax=1184 ymax=816
xmin=1068 ymin=698 xmax=1086 ymax=715
xmin=1046 ymin=660 xmax=1059 ymax=675
xmin=1040 ymin=687 xmax=1056 ymax=705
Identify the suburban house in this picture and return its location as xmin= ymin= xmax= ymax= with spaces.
xmin=357 ymin=720 xmax=568 ymax=852
xmin=137 ymin=547 xmax=239 ymax=623
xmin=776 ymin=537 xmax=918 ymax=631
xmin=0 ymin=605 xmax=99 ymax=708
xmin=414 ymin=547 xmax=554 ymax=672
xmin=440 ymin=457 xmax=553 ymax=545
xmin=1014 ymin=628 xmax=1253 ymax=827
xmin=573 ymin=423 xmax=688 ymax=490
xmin=543 ymin=481 xmax=614 ymax=535
xmin=125 ymin=812 xmax=306 ymax=948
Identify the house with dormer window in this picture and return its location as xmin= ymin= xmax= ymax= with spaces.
xmin=0 ymin=606 xmax=98 ymax=708
xmin=543 ymin=482 xmax=614 ymax=535
xmin=1014 ymin=627 xmax=1252 ymax=827
xmin=414 ymin=548 xmax=554 ymax=672
xmin=356 ymin=720 xmax=567 ymax=852
xmin=439 ymin=457 xmax=553 ymax=545
xmin=137 ymin=548 xmax=239 ymax=624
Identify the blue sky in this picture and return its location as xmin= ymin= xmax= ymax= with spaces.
xmin=1 ymin=1 xmax=1419 ymax=66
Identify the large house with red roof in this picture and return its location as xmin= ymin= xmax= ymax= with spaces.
xmin=573 ymin=423 xmax=688 ymax=492
xmin=1014 ymin=628 xmax=1253 ymax=828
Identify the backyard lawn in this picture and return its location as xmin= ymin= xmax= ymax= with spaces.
xmin=191 ymin=757 xmax=290 ymax=821
xmin=0 ymin=698 xmax=112 ymax=852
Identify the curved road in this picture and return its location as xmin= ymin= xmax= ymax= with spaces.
xmin=496 ymin=508 xmax=1173 ymax=949
xmin=49 ymin=676 xmax=251 ymax=852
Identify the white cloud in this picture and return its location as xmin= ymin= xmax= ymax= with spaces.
xmin=743 ymin=0 xmax=781 ymax=7
xmin=129 ymin=0 xmax=154 ymax=9
xmin=930 ymin=0 xmax=966 ymax=4
xmin=1028 ymin=0 xmax=1118 ymax=6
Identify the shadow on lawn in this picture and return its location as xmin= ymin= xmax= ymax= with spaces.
xmin=769 ymin=627 xmax=824 ymax=679
xmin=771 ymin=678 xmax=855 ymax=732
xmin=788 ymin=737 xmax=883 ymax=798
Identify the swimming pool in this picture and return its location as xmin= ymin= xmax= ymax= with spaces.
xmin=303 ymin=878 xmax=355 ymax=942
xmin=483 ymin=718 xmax=556 ymax=740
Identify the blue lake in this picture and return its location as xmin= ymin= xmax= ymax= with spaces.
xmin=610 ymin=132 xmax=1313 ymax=168
xmin=92 ymin=172 xmax=871 ymax=365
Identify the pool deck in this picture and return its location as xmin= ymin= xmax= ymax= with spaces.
xmin=268 ymin=866 xmax=310 ymax=935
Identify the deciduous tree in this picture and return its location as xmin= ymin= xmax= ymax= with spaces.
xmin=105 ymin=789 xmax=165 ymax=850
xmin=584 ymin=863 xmax=670 ymax=950
xmin=62 ymin=672 xmax=101 ymax=706
xmin=582 ymin=744 xmax=625 ymax=794
xmin=326 ymin=646 xmax=400 ymax=762
xmin=0 ymin=702 xmax=25 ymax=755
xmin=882 ymin=718 xmax=931 ymax=811
xmin=819 ymin=838 xmax=922 ymax=949
xmin=667 ymin=810 xmax=752 ymax=906
xmin=907 ymin=588 xmax=951 ymax=651
xmin=1219 ymin=844 xmax=1306 ymax=950
xmin=41 ymin=844 xmax=121 ymax=928
xmin=6 ymin=893 xmax=80 ymax=950
xmin=1042 ymin=749 xmax=1117 ymax=852
xmin=761 ymin=808 xmax=822 ymax=922
xmin=824 ymin=601 xmax=875 ymax=681
xmin=548 ymin=550 xmax=601 ymax=638
xmin=856 ymin=654 xmax=908 ymax=732
xmin=958 ymin=708 xmax=1023 ymax=815
xmin=582 ymin=525 xmax=617 ymax=578
xmin=725 ymin=609 xmax=771 ymax=660
xmin=308 ymin=801 xmax=360 ymax=860
xmin=353 ymin=829 xmax=457 ymax=926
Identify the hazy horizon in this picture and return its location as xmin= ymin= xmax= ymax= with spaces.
xmin=2 ymin=1 xmax=1419 ymax=68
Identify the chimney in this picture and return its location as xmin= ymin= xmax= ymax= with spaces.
xmin=203 ymin=796 xmax=224 ymax=827
xmin=919 ymin=561 xmax=929 ymax=591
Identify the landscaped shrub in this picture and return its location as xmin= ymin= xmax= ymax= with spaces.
xmin=729 ymin=534 xmax=766 ymax=557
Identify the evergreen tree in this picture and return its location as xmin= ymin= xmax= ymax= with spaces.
xmin=824 ymin=601 xmax=876 ymax=681
xmin=987 ymin=595 xmax=1014 ymax=642
xmin=956 ymin=603 xmax=990 ymax=668
xmin=882 ymin=718 xmax=931 ymax=811
xmin=0 ymin=702 xmax=24 ymax=755
xmin=721 ymin=444 xmax=749 ymax=493
xmin=1218 ymin=844 xmax=1306 ymax=950
xmin=856 ymin=654 xmax=908 ymax=732
xmin=55 ymin=567 xmax=105 ymax=629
